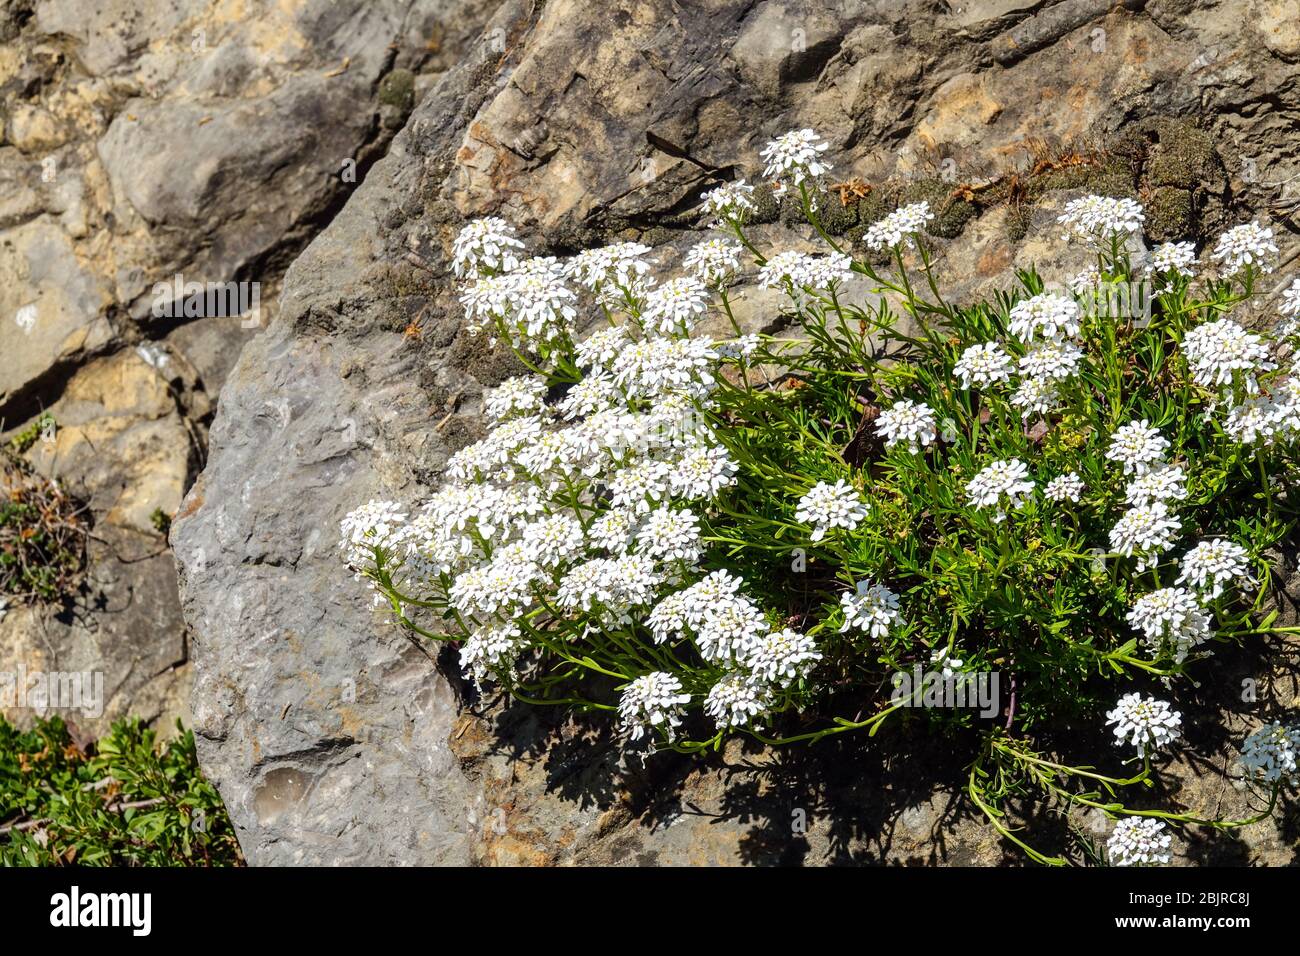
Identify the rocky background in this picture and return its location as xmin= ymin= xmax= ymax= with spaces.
xmin=5 ymin=0 xmax=1300 ymax=864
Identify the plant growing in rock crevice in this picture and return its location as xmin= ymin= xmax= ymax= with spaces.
xmin=0 ymin=445 xmax=88 ymax=604
xmin=343 ymin=130 xmax=1300 ymax=865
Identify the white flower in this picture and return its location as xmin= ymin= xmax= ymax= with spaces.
xmin=459 ymin=623 xmax=526 ymax=684
xmin=863 ymin=201 xmax=934 ymax=251
xmin=556 ymin=558 xmax=615 ymax=611
xmin=608 ymin=461 xmax=673 ymax=514
xmin=953 ymin=342 xmax=1014 ymax=389
xmin=1106 ymin=692 xmax=1182 ymax=757
xmin=930 ymin=647 xmax=963 ymax=679
xmin=1044 ymin=472 xmax=1084 ymax=502
xmin=619 ymin=672 xmax=692 ymax=742
xmin=1146 ymin=241 xmax=1197 ymax=278
xmin=1239 ymin=721 xmax=1300 ymax=785
xmin=1126 ymin=587 xmax=1213 ymax=663
xmin=839 ymin=580 xmax=901 ymax=639
xmin=715 ymin=334 xmax=760 ymax=361
xmin=520 ymin=514 xmax=585 ymax=567
xmin=1068 ymin=268 xmax=1101 ymax=295
xmin=1105 ymin=420 xmax=1169 ymax=475
xmin=485 ymin=375 xmax=547 ymax=422
xmin=703 ymin=673 xmax=772 ymax=729
xmin=1010 ymin=376 xmax=1058 ymax=419
xmin=1057 ymin=195 xmax=1145 ymax=245
xmin=1007 ymin=292 xmax=1082 ymax=343
xmin=875 ymin=399 xmax=937 ymax=452
xmin=1224 ymin=396 xmax=1285 ymax=447
xmin=558 ymin=375 xmax=621 ymax=420
xmin=758 ymin=250 xmax=853 ymax=290
xmin=453 ymin=217 xmax=526 ymax=278
xmin=1281 ymin=277 xmax=1300 ymax=318
xmin=450 ymin=556 xmax=539 ymax=616
xmin=459 ymin=273 xmax=512 ymax=330
xmin=490 ymin=257 xmax=579 ymax=348
xmin=611 ymin=336 xmax=718 ymax=400
xmin=743 ymin=628 xmax=822 ymax=685
xmin=1177 ymin=539 xmax=1252 ymax=599
xmin=643 ymin=276 xmax=709 ymax=334
xmin=339 ymin=499 xmax=409 ymax=565
xmin=1019 ymin=339 xmax=1083 ymax=381
xmin=795 ymin=479 xmax=869 ymax=541
xmin=1124 ymin=463 xmax=1187 ymax=507
xmin=760 ymin=128 xmax=832 ymax=197
xmin=602 ymin=553 xmax=664 ymax=612
xmin=574 ymin=326 xmax=631 ymax=370
xmin=1107 ymin=818 xmax=1173 ymax=867
xmin=696 ymin=594 xmax=769 ymax=661
xmin=1109 ymin=501 xmax=1180 ymax=573
xmin=566 ymin=243 xmax=655 ymax=295
xmin=668 ymin=444 xmax=738 ymax=499
xmin=635 ymin=506 xmax=703 ymax=564
xmin=701 ymin=179 xmax=757 ymax=224
xmin=1210 ymin=220 xmax=1278 ymax=277
xmin=679 ymin=570 xmax=745 ymax=629
xmin=647 ymin=591 xmax=689 ymax=644
xmin=590 ymin=509 xmax=636 ymax=553
xmin=684 ymin=238 xmax=743 ymax=287
xmin=965 ymin=459 xmax=1034 ymax=520
xmin=1182 ymin=318 xmax=1274 ymax=394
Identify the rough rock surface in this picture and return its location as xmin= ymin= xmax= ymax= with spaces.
xmin=0 ymin=0 xmax=498 ymax=736
xmin=172 ymin=0 xmax=1300 ymax=865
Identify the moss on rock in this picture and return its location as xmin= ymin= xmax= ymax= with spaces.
xmin=1145 ymin=120 xmax=1218 ymax=190
xmin=1145 ymin=186 xmax=1195 ymax=242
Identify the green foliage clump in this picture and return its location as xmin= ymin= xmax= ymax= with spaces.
xmin=0 ymin=450 xmax=86 ymax=602
xmin=0 ymin=717 xmax=242 ymax=867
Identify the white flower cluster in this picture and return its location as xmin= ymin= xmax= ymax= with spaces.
xmin=452 ymin=216 xmax=526 ymax=278
xmin=1126 ymin=587 xmax=1211 ymax=663
xmin=965 ymin=459 xmax=1034 ymax=522
xmin=954 ymin=342 xmax=1013 ymax=390
xmin=760 ymin=128 xmax=831 ymax=198
xmin=863 ymin=201 xmax=934 ymax=251
xmin=1146 ymin=241 xmax=1197 ymax=280
xmin=1209 ymin=220 xmax=1278 ymax=277
xmin=460 ymin=255 xmax=578 ymax=348
xmin=1107 ymin=817 xmax=1173 ymax=867
xmin=701 ymin=180 xmax=756 ymax=225
xmin=1058 ymin=195 xmax=1145 ymax=245
xmin=1044 ymin=471 xmax=1084 ymax=503
xmin=1106 ymin=692 xmax=1182 ymax=758
xmin=1239 ymin=720 xmax=1300 ymax=785
xmin=875 ymin=399 xmax=937 ymax=453
xmin=1178 ymin=315 xmax=1300 ymax=450
xmin=1182 ymin=318 xmax=1274 ymax=395
xmin=795 ymin=479 xmax=869 ymax=541
xmin=758 ymin=250 xmax=854 ymax=291
xmin=840 ymin=579 xmax=902 ymax=639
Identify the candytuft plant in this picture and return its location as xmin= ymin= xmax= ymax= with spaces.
xmin=343 ymin=131 xmax=1300 ymax=864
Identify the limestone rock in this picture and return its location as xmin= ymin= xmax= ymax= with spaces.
xmin=174 ymin=0 xmax=1300 ymax=865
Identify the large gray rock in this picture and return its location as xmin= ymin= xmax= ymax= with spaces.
xmin=174 ymin=0 xmax=1300 ymax=865
xmin=0 ymin=0 xmax=501 ymax=737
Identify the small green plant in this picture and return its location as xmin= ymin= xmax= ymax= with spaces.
xmin=0 ymin=716 xmax=242 ymax=866
xmin=343 ymin=130 xmax=1300 ymax=864
xmin=0 ymin=450 xmax=87 ymax=602
xmin=149 ymin=507 xmax=172 ymax=537
xmin=6 ymin=413 xmax=55 ymax=455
